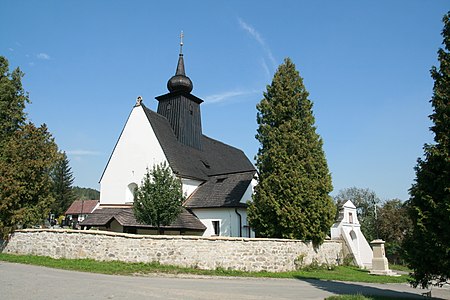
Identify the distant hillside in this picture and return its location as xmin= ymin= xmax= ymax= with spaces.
xmin=73 ymin=186 xmax=100 ymax=200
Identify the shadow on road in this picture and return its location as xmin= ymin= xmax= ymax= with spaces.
xmin=299 ymin=278 xmax=434 ymax=299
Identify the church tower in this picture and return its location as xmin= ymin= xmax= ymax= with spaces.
xmin=156 ymin=32 xmax=203 ymax=150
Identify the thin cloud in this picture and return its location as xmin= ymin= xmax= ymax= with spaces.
xmin=238 ymin=18 xmax=276 ymax=68
xmin=36 ymin=53 xmax=50 ymax=60
xmin=8 ymin=48 xmax=14 ymax=52
xmin=205 ymin=89 xmax=260 ymax=104
xmin=238 ymin=18 xmax=264 ymax=45
xmin=66 ymin=150 xmax=101 ymax=156
xmin=260 ymin=58 xmax=271 ymax=79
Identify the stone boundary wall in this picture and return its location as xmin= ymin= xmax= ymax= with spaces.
xmin=3 ymin=229 xmax=343 ymax=272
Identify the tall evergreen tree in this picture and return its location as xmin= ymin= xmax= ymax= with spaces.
xmin=0 ymin=56 xmax=59 ymax=239
xmin=133 ymin=162 xmax=183 ymax=234
xmin=404 ymin=12 xmax=450 ymax=288
xmin=0 ymin=56 xmax=29 ymax=145
xmin=248 ymin=58 xmax=335 ymax=245
xmin=50 ymin=151 xmax=76 ymax=217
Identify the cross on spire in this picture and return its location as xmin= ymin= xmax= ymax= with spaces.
xmin=180 ymin=31 xmax=184 ymax=55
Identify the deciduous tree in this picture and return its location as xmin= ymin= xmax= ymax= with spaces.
xmin=377 ymin=199 xmax=411 ymax=264
xmin=404 ymin=11 xmax=450 ymax=288
xmin=0 ymin=123 xmax=58 ymax=238
xmin=133 ymin=162 xmax=183 ymax=234
xmin=248 ymin=58 xmax=335 ymax=245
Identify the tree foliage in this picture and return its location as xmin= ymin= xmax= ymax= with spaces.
xmin=0 ymin=56 xmax=59 ymax=239
xmin=248 ymin=58 xmax=335 ymax=245
xmin=377 ymin=199 xmax=411 ymax=264
xmin=133 ymin=162 xmax=183 ymax=234
xmin=0 ymin=56 xmax=28 ymax=144
xmin=0 ymin=123 xmax=58 ymax=238
xmin=72 ymin=186 xmax=100 ymax=200
xmin=404 ymin=11 xmax=450 ymax=288
xmin=50 ymin=151 xmax=76 ymax=217
xmin=334 ymin=187 xmax=381 ymax=242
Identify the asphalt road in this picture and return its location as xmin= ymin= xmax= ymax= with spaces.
xmin=1 ymin=262 xmax=449 ymax=300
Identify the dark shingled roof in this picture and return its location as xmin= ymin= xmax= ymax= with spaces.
xmin=142 ymin=105 xmax=255 ymax=181
xmin=185 ymin=171 xmax=254 ymax=208
xmin=80 ymin=207 xmax=206 ymax=231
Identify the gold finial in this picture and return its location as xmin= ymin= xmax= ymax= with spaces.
xmin=180 ymin=31 xmax=184 ymax=54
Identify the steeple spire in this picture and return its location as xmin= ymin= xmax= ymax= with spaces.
xmin=157 ymin=32 xmax=203 ymax=150
xmin=167 ymin=31 xmax=193 ymax=93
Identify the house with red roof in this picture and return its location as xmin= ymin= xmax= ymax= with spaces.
xmin=65 ymin=200 xmax=99 ymax=225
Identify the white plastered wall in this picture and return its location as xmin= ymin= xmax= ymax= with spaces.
xmin=192 ymin=178 xmax=256 ymax=238
xmin=181 ymin=178 xmax=203 ymax=198
xmin=100 ymin=105 xmax=168 ymax=205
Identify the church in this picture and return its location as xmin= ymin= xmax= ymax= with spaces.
xmin=81 ymin=39 xmax=257 ymax=237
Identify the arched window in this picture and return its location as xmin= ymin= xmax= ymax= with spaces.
xmin=126 ymin=183 xmax=138 ymax=203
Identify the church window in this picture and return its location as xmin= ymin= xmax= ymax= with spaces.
xmin=126 ymin=183 xmax=138 ymax=203
xmin=349 ymin=212 xmax=354 ymax=224
xmin=212 ymin=220 xmax=220 ymax=236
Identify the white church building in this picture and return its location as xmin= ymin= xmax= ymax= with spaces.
xmin=81 ymin=43 xmax=257 ymax=237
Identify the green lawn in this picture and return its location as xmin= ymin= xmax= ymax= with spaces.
xmin=389 ymin=264 xmax=412 ymax=273
xmin=0 ymin=253 xmax=410 ymax=284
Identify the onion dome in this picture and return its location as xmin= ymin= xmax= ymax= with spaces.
xmin=167 ymin=53 xmax=193 ymax=93
xmin=167 ymin=31 xmax=193 ymax=93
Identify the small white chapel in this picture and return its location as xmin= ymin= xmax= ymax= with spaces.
xmin=81 ymin=37 xmax=257 ymax=237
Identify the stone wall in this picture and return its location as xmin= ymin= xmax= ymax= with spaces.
xmin=3 ymin=229 xmax=343 ymax=272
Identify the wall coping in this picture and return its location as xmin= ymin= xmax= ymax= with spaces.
xmin=12 ymin=229 xmax=341 ymax=244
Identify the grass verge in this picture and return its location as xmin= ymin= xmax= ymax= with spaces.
xmin=0 ymin=253 xmax=409 ymax=284
xmin=389 ymin=264 xmax=412 ymax=273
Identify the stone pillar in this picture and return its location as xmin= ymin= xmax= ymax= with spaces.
xmin=369 ymin=239 xmax=398 ymax=276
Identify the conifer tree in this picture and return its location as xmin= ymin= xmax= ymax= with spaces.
xmin=404 ymin=12 xmax=450 ymax=288
xmin=133 ymin=162 xmax=184 ymax=234
xmin=0 ymin=56 xmax=28 ymax=145
xmin=248 ymin=58 xmax=335 ymax=245
xmin=50 ymin=151 xmax=76 ymax=217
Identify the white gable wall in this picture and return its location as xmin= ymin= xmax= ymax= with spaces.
xmin=100 ymin=105 xmax=168 ymax=205
xmin=181 ymin=178 xmax=203 ymax=199
xmin=240 ymin=178 xmax=257 ymax=205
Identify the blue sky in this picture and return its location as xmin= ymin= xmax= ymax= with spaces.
xmin=2 ymin=1 xmax=448 ymax=201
